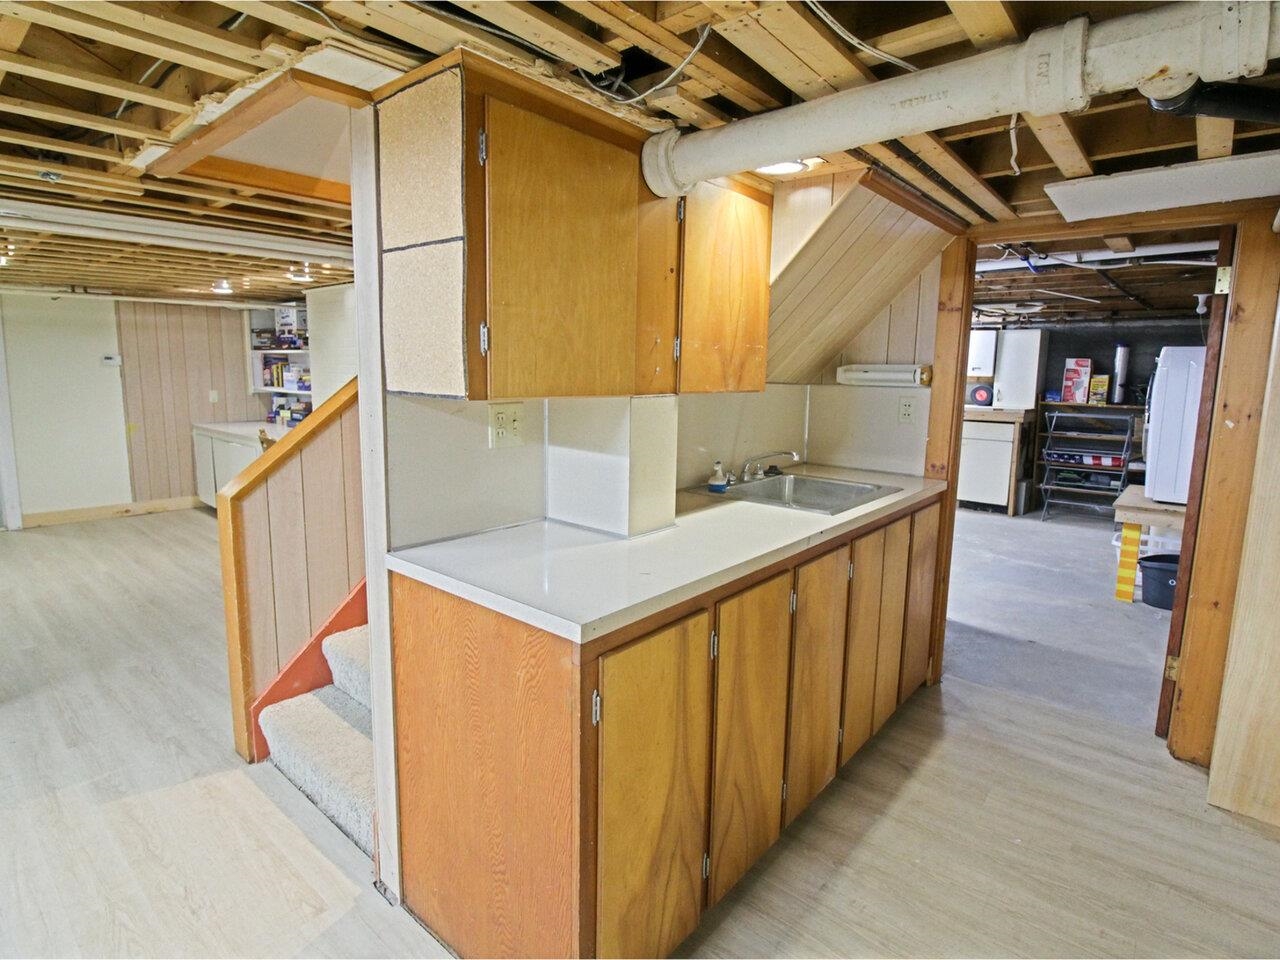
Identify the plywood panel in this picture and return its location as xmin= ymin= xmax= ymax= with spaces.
xmin=135 ymin=303 xmax=172 ymax=500
xmin=181 ymin=306 xmax=214 ymax=426
xmin=635 ymin=185 xmax=680 ymax=395
xmin=391 ymin=574 xmax=580 ymax=958
xmin=155 ymin=305 xmax=182 ymax=498
xmin=784 ymin=546 xmax=849 ymax=826
xmin=116 ymin=304 xmax=149 ymax=502
xmin=598 ymin=611 xmax=711 ymax=959
xmin=266 ymin=454 xmax=311 ymax=664
xmin=841 ymin=528 xmax=885 ymax=764
xmin=914 ymin=255 xmax=942 ymax=363
xmin=300 ymin=421 xmax=350 ymax=631
xmin=710 ymin=572 xmax=791 ymax=905
xmin=770 ymin=175 xmax=834 ymax=281
xmin=680 ymin=180 xmax=771 ymax=393
xmin=886 ymin=276 xmax=922 ymax=364
xmin=340 ymin=403 xmax=364 ymax=586
xmin=874 ymin=517 xmax=910 ymax=733
xmin=486 ymin=96 xmax=638 ymax=398
xmin=900 ymin=503 xmax=940 ymax=701
xmin=165 ymin=313 xmax=194 ymax=497
xmin=220 ymin=310 xmax=247 ymax=423
xmin=238 ymin=483 xmax=279 ymax=693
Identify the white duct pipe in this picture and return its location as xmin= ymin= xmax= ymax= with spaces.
xmin=975 ymin=241 xmax=1219 ymax=272
xmin=642 ymin=1 xmax=1279 ymax=198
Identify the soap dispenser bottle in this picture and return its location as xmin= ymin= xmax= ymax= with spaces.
xmin=707 ymin=460 xmax=729 ymax=493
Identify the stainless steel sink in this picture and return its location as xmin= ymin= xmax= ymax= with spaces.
xmin=704 ymin=474 xmax=900 ymax=515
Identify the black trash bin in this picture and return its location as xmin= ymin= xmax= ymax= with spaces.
xmin=1138 ymin=553 xmax=1180 ymax=610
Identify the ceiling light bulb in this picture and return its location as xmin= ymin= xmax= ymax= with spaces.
xmin=754 ymin=159 xmax=808 ymax=176
xmin=1195 ymin=293 xmax=1211 ymax=316
xmin=211 ymin=278 xmax=233 ymax=294
xmin=0 ymin=256 xmax=7 ymax=266
xmin=286 ymin=268 xmax=315 ymax=282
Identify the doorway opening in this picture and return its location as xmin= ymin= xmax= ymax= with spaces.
xmin=943 ymin=224 xmax=1225 ymax=732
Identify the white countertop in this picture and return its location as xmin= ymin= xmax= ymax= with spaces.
xmin=192 ymin=421 xmax=290 ymax=444
xmin=386 ymin=465 xmax=945 ymax=643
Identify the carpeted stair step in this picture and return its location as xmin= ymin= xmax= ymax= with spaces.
xmin=322 ymin=624 xmax=371 ymax=709
xmin=259 ymin=685 xmax=374 ymax=856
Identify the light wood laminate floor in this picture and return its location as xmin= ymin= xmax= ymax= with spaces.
xmin=5 ymin=511 xmax=1280 ymax=958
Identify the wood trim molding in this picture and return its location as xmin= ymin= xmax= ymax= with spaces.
xmin=150 ymin=70 xmax=371 ymax=178
xmin=923 ymin=238 xmax=977 ymax=685
xmin=181 ymin=156 xmax=351 ymax=205
xmin=1167 ymin=209 xmax=1280 ymax=766
xmin=21 ymin=495 xmax=200 ymax=528
xmin=249 ymin=579 xmax=367 ymax=762
xmin=218 ymin=377 xmax=357 ymax=502
xmin=860 ymin=167 xmax=968 ymax=236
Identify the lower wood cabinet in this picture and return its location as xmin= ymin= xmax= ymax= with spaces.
xmin=391 ymin=497 xmax=944 ymax=960
xmin=708 ymin=572 xmax=792 ymax=904
xmin=783 ymin=546 xmax=851 ymax=826
xmin=597 ymin=612 xmax=712 ymax=959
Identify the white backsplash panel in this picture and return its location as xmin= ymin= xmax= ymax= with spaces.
xmin=676 ymin=385 xmax=807 ymax=489
xmin=807 ymin=384 xmax=931 ymax=475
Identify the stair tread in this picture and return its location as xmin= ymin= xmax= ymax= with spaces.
xmin=259 ymin=686 xmax=373 ymax=856
xmin=322 ymin=624 xmax=371 ymax=709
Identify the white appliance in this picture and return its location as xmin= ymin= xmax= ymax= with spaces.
xmin=1145 ymin=346 xmax=1205 ymax=504
xmin=992 ymin=329 xmax=1047 ymax=409
xmin=967 ymin=329 xmax=997 ymax=376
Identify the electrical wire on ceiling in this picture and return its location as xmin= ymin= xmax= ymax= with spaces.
xmin=1007 ymin=114 xmax=1021 ymax=176
xmin=578 ymin=24 xmax=713 ymax=106
xmin=802 ymin=0 xmax=918 ymax=72
xmin=298 ymin=0 xmax=429 ymax=55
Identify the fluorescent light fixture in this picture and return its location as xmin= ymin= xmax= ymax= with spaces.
xmin=211 ymin=278 xmax=233 ymax=294
xmin=1045 ymin=148 xmax=1280 ymax=222
xmin=754 ymin=159 xmax=808 ymax=176
xmin=286 ymin=263 xmax=315 ymax=282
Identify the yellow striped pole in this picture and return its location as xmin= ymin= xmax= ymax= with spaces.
xmin=1115 ymin=521 xmax=1142 ymax=602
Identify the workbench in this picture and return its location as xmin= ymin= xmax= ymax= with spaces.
xmin=1112 ymin=484 xmax=1186 ymax=602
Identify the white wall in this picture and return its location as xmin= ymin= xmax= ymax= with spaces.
xmin=1 ymin=295 xmax=132 ymax=515
xmin=807 ymin=384 xmax=931 ymax=475
xmin=306 ymin=283 xmax=358 ymax=405
xmin=385 ymin=394 xmax=546 ymax=548
xmin=676 ymin=385 xmax=807 ymax=489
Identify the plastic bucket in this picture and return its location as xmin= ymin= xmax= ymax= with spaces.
xmin=1138 ymin=554 xmax=1180 ymax=610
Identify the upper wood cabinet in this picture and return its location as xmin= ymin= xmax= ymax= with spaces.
xmin=374 ymin=52 xmax=770 ymax=401
xmin=783 ymin=545 xmax=851 ymax=826
xmin=709 ymin=572 xmax=792 ymax=905
xmin=597 ymin=612 xmax=712 ymax=959
xmin=678 ymin=180 xmax=772 ymax=394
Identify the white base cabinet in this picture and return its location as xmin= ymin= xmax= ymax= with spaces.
xmin=192 ymin=423 xmax=279 ymax=507
xmin=957 ymin=421 xmax=1016 ymax=508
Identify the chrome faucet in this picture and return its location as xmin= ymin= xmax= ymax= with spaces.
xmin=740 ymin=450 xmax=799 ymax=482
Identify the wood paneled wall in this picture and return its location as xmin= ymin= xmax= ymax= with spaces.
xmin=117 ymin=301 xmax=267 ymax=502
xmin=221 ymin=380 xmax=364 ymax=760
xmin=767 ymin=180 xmax=952 ymax=383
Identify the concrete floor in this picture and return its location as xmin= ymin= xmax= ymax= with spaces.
xmin=944 ymin=506 xmax=1171 ymax=730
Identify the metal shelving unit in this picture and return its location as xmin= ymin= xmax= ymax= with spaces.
xmin=1039 ymin=409 xmax=1135 ymax=520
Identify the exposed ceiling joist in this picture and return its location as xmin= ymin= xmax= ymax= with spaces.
xmin=0 ymin=47 xmax=193 ymax=112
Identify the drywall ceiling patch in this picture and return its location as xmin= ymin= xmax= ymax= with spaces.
xmin=1044 ymin=149 xmax=1280 ymax=221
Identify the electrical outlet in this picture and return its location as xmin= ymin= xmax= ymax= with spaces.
xmin=488 ymin=402 xmax=524 ymax=448
xmin=898 ymin=395 xmax=916 ymax=424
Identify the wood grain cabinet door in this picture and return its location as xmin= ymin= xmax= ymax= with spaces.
xmin=708 ymin=572 xmax=792 ymax=905
xmin=900 ymin=503 xmax=941 ymax=701
xmin=873 ymin=517 xmax=911 ymax=733
xmin=485 ymin=96 xmax=639 ymax=399
xmin=841 ymin=528 xmax=886 ymax=765
xmin=678 ymin=180 xmax=771 ymax=393
xmin=783 ymin=546 xmax=851 ymax=826
xmin=597 ymin=612 xmax=712 ymax=959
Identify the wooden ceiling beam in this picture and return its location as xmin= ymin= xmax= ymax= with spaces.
xmin=323 ymin=0 xmax=532 ymax=62
xmin=0 ymin=2 xmax=257 ymax=81
xmin=1196 ymin=115 xmax=1235 ymax=160
xmin=897 ymin=133 xmax=1017 ymax=220
xmin=177 ymin=156 xmax=350 ymax=206
xmin=860 ymin=142 xmax=984 ymax=225
xmin=0 ymin=126 xmax=125 ymax=163
xmin=856 ymin=15 xmax=968 ymax=67
xmin=0 ymin=15 xmax=31 ymax=86
xmin=0 ymin=48 xmax=192 ymax=112
xmin=945 ymin=0 xmax=1092 ymax=180
xmin=0 ymin=92 xmax=167 ymax=141
xmin=50 ymin=1 xmax=284 ymax=70
xmin=453 ymin=1 xmax=621 ymax=73
xmin=1103 ymin=236 xmax=1136 ymax=253
xmin=212 ymin=0 xmax=421 ymax=70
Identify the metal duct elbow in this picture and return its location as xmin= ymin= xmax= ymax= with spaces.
xmin=1148 ymin=79 xmax=1280 ymax=125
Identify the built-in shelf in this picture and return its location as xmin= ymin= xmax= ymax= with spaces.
xmin=253 ymin=387 xmax=312 ymax=396
xmin=251 ymin=347 xmax=310 ymax=355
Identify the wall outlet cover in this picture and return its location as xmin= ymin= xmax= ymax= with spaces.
xmin=898 ymin=395 xmax=916 ymax=423
xmin=488 ymin=402 xmax=524 ymax=448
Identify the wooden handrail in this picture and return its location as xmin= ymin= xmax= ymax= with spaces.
xmin=219 ymin=377 xmax=362 ymax=759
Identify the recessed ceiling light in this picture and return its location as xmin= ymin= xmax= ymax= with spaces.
xmin=211 ymin=278 xmax=233 ymax=294
xmin=754 ymin=159 xmax=808 ymax=176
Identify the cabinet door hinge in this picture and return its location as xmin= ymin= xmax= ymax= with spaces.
xmin=781 ymin=781 xmax=788 ymax=800
xmin=1214 ymin=265 xmax=1232 ymax=294
xmin=677 ymin=197 xmax=686 ymax=222
xmin=790 ymin=589 xmax=797 ymax=614
xmin=838 ymin=726 xmax=844 ymax=745
xmin=702 ymin=852 xmax=710 ymax=879
xmin=848 ymin=561 xmax=854 ymax=580
xmin=1164 ymin=655 xmax=1181 ymax=683
xmin=591 ymin=689 xmax=601 ymax=726
xmin=673 ymin=336 xmax=681 ymax=361
xmin=478 ymin=128 xmax=487 ymax=166
xmin=479 ymin=321 xmax=490 ymax=356
xmin=710 ymin=629 xmax=718 ymax=660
